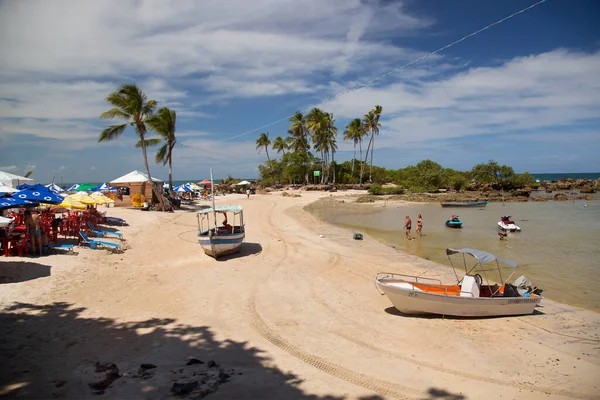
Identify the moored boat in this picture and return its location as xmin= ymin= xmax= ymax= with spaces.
xmin=197 ymin=205 xmax=245 ymax=258
xmin=375 ymin=248 xmax=542 ymax=317
xmin=440 ymin=200 xmax=489 ymax=208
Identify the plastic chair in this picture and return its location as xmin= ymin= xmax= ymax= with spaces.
xmin=86 ymin=221 xmax=123 ymax=240
xmin=78 ymin=231 xmax=121 ymax=251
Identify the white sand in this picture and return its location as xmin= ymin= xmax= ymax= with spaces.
xmin=1 ymin=190 xmax=599 ymax=399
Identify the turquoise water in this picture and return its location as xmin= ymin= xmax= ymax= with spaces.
xmin=307 ymin=198 xmax=600 ymax=312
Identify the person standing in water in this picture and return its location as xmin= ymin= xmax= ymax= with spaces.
xmin=416 ymin=214 xmax=423 ymax=237
xmin=404 ymin=215 xmax=413 ymax=240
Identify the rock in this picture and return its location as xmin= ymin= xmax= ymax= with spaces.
xmin=511 ymin=188 xmax=531 ymax=198
xmin=94 ymin=362 xmax=118 ymax=373
xmin=53 ymin=380 xmax=66 ymax=388
xmin=186 ymin=358 xmax=205 ymax=366
xmin=584 ymin=195 xmax=596 ymax=201
xmin=513 ymin=196 xmax=529 ymax=202
xmin=579 ymin=185 xmax=596 ymax=193
xmin=532 ymin=197 xmax=548 ymax=202
xmin=554 ymin=193 xmax=568 ymax=201
xmin=139 ymin=364 xmax=156 ymax=370
xmin=171 ymin=379 xmax=198 ymax=395
xmin=89 ymin=371 xmax=120 ymax=395
xmin=207 ymin=360 xmax=217 ymax=368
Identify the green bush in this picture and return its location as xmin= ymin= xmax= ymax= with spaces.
xmin=368 ymin=184 xmax=404 ymax=195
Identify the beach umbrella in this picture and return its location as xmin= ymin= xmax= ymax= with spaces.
xmin=0 ymin=171 xmax=34 ymax=187
xmin=173 ymin=184 xmax=192 ymax=193
xmin=13 ymin=184 xmax=63 ymax=204
xmin=66 ymin=184 xmax=80 ymax=191
xmin=197 ymin=179 xmax=212 ymax=187
xmin=0 ymin=195 xmax=37 ymax=210
xmin=66 ymin=193 xmax=97 ymax=205
xmin=90 ymin=192 xmax=114 ymax=205
xmin=45 ymin=183 xmax=63 ymax=193
xmin=58 ymin=197 xmax=87 ymax=210
xmin=74 ymin=183 xmax=97 ymax=192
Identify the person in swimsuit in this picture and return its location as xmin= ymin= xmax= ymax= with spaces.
xmin=404 ymin=215 xmax=413 ymax=240
xmin=416 ymin=214 xmax=423 ymax=237
xmin=24 ymin=210 xmax=43 ymax=256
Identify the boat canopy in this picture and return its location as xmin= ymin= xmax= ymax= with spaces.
xmin=197 ymin=205 xmax=243 ymax=214
xmin=446 ymin=248 xmax=517 ymax=268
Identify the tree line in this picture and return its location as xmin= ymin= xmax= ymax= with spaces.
xmin=256 ymin=109 xmax=534 ymax=191
xmin=256 ymin=105 xmax=383 ymax=185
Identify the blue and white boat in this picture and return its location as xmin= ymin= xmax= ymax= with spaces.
xmin=440 ymin=200 xmax=489 ymax=208
xmin=196 ymin=168 xmax=245 ymax=259
xmin=445 ymin=216 xmax=463 ymax=229
xmin=197 ymin=205 xmax=245 ymax=258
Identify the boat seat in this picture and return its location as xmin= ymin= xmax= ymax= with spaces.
xmin=479 ymin=284 xmax=500 ymax=298
xmin=460 ymin=275 xmax=480 ymax=298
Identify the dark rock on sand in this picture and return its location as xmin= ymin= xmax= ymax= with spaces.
xmin=186 ymin=358 xmax=205 ymax=366
xmin=579 ymin=185 xmax=596 ymax=194
xmin=554 ymin=193 xmax=568 ymax=201
xmin=206 ymin=360 xmax=217 ymax=368
xmin=171 ymin=379 xmax=199 ymax=395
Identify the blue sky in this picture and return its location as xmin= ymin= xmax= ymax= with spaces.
xmin=0 ymin=0 xmax=599 ymax=183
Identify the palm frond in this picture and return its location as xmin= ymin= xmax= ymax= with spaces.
xmin=100 ymin=107 xmax=131 ymax=120
xmin=98 ymin=124 xmax=127 ymax=142
xmin=135 ymin=138 xmax=163 ymax=148
xmin=155 ymin=143 xmax=168 ymax=165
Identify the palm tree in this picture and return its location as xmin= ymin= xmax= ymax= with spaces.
xmin=272 ymin=136 xmax=288 ymax=157
xmin=343 ymin=118 xmax=363 ymax=181
xmin=288 ymin=111 xmax=311 ymax=184
xmin=306 ymin=108 xmax=328 ymax=183
xmin=363 ymin=105 xmax=383 ymax=182
xmin=325 ymin=112 xmax=338 ymax=184
xmin=99 ymin=84 xmax=166 ymax=208
xmin=256 ymin=132 xmax=271 ymax=163
xmin=139 ymin=107 xmax=177 ymax=194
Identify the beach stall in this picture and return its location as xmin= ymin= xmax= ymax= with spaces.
xmin=109 ymin=170 xmax=163 ymax=207
xmin=0 ymin=171 xmax=34 ymax=188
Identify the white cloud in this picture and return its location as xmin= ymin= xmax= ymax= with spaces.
xmin=322 ymin=50 xmax=600 ymax=150
xmin=24 ymin=164 xmax=36 ymax=172
xmin=90 ymin=166 xmax=96 ymax=171
xmin=0 ymin=165 xmax=17 ymax=172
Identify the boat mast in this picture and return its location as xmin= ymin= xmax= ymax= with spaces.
xmin=210 ymin=168 xmax=217 ymax=231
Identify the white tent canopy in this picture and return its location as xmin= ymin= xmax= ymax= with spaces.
xmin=109 ymin=170 xmax=163 ymax=186
xmin=235 ymin=180 xmax=252 ymax=186
xmin=0 ymin=171 xmax=34 ymax=188
xmin=0 ymin=183 xmax=19 ymax=193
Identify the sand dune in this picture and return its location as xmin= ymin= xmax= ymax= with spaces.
xmin=1 ymin=191 xmax=599 ymax=399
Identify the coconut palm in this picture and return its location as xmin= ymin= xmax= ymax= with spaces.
xmin=139 ymin=107 xmax=177 ymax=193
xmin=325 ymin=112 xmax=338 ymax=183
xmin=99 ymin=84 xmax=166 ymax=208
xmin=343 ymin=118 xmax=364 ymax=181
xmin=256 ymin=132 xmax=271 ymax=163
xmin=363 ymin=105 xmax=383 ymax=182
xmin=288 ymin=111 xmax=311 ymax=183
xmin=272 ymin=136 xmax=288 ymax=157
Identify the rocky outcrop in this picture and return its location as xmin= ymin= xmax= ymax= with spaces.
xmin=554 ymin=193 xmax=568 ymax=201
xmin=579 ymin=185 xmax=596 ymax=194
xmin=511 ymin=188 xmax=532 ymax=198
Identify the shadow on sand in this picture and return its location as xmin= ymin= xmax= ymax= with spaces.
xmin=0 ymin=302 xmax=390 ymax=399
xmin=217 ymin=242 xmax=263 ymax=261
xmin=0 ymin=261 xmax=51 ymax=284
xmin=384 ymin=306 xmax=545 ymax=319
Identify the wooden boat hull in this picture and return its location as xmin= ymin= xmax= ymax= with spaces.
xmin=441 ymin=201 xmax=489 ymax=208
xmin=198 ymin=232 xmax=245 ymax=258
xmin=376 ymin=279 xmax=541 ymax=317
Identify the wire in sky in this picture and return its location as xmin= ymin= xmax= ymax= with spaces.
xmin=214 ymin=0 xmax=548 ymax=143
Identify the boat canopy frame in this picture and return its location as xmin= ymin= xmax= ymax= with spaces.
xmin=446 ymin=248 xmax=518 ymax=297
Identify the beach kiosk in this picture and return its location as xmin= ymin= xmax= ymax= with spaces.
xmin=109 ymin=170 xmax=163 ymax=207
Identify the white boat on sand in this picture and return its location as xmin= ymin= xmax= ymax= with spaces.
xmin=375 ymin=248 xmax=542 ymax=317
xmin=197 ymin=205 xmax=245 ymax=258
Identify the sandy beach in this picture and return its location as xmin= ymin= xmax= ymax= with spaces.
xmin=1 ymin=191 xmax=599 ymax=399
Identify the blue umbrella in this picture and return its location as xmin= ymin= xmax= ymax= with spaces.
xmin=0 ymin=195 xmax=37 ymax=210
xmin=66 ymin=184 xmax=80 ymax=191
xmin=45 ymin=183 xmax=63 ymax=193
xmin=12 ymin=184 xmax=63 ymax=204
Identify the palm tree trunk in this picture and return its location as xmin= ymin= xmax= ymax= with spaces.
xmin=332 ymin=150 xmax=336 ymax=184
xmin=358 ymin=141 xmax=363 ymax=184
xmin=369 ymin=136 xmax=375 ymax=182
xmin=351 ymin=143 xmax=356 ymax=180
xmin=168 ymin=150 xmax=173 ymax=193
xmin=363 ymin=133 xmax=373 ymax=183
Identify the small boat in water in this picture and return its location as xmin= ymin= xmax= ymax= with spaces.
xmin=440 ymin=200 xmax=489 ymax=208
xmin=375 ymin=248 xmax=542 ymax=317
xmin=445 ymin=216 xmax=463 ymax=229
xmin=497 ymin=216 xmax=521 ymax=232
xmin=197 ymin=205 xmax=245 ymax=258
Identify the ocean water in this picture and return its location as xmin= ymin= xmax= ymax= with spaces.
xmin=532 ymin=172 xmax=600 ymax=181
xmin=307 ymin=198 xmax=600 ymax=312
